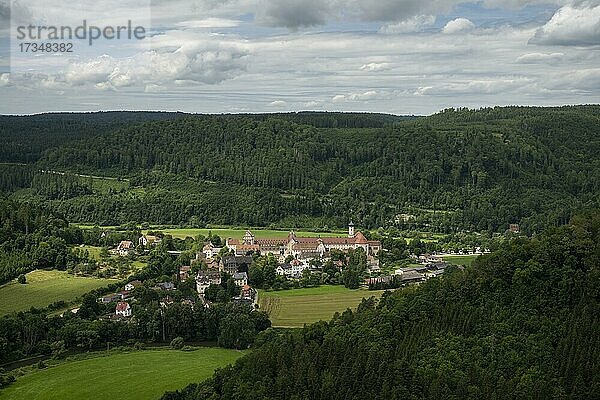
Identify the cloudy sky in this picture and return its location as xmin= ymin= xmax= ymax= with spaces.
xmin=0 ymin=0 xmax=598 ymax=115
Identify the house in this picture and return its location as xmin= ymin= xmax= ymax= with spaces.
xmin=234 ymin=285 xmax=257 ymax=305
xmin=154 ymin=282 xmax=176 ymax=291
xmin=395 ymin=269 xmax=426 ymax=285
xmin=202 ymin=243 xmax=222 ymax=259
xmin=232 ymin=272 xmax=248 ymax=287
xmin=98 ymin=293 xmax=122 ymax=304
xmin=139 ymin=234 xmax=161 ymax=247
xmin=276 ymin=263 xmax=292 ymax=276
xmin=116 ymin=240 xmax=135 ymax=256
xmin=124 ymin=280 xmax=142 ymax=291
xmin=181 ymin=298 xmax=195 ymax=308
xmin=509 ymin=224 xmax=521 ymax=234
xmin=179 ymin=266 xmax=191 ymax=281
xmin=196 ymin=270 xmax=222 ymax=294
xmin=205 ymin=258 xmax=220 ymax=270
xmin=160 ymin=296 xmax=174 ymax=308
xmin=118 ymin=290 xmax=132 ymax=300
xmin=115 ymin=301 xmax=132 ymax=317
xmin=221 ymin=256 xmax=253 ymax=274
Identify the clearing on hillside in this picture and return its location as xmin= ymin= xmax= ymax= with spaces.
xmin=0 ymin=270 xmax=115 ymax=315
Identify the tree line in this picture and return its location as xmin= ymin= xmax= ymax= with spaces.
xmin=1 ymin=106 xmax=598 ymax=233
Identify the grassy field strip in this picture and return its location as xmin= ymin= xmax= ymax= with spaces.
xmin=142 ymin=228 xmax=347 ymax=240
xmin=260 ymin=286 xmax=384 ymax=328
xmin=0 ymin=270 xmax=115 ymax=315
xmin=441 ymin=254 xmax=479 ymax=266
xmin=0 ymin=348 xmax=244 ymax=400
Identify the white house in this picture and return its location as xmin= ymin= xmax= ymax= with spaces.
xmin=202 ymin=243 xmax=222 ymax=259
xmin=115 ymin=301 xmax=132 ymax=317
xmin=139 ymin=235 xmax=161 ymax=247
xmin=124 ymin=280 xmax=142 ymax=291
xmin=116 ymin=240 xmax=135 ymax=256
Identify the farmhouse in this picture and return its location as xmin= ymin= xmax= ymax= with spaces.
xmin=115 ymin=301 xmax=132 ymax=317
xmin=98 ymin=293 xmax=121 ymax=304
xmin=226 ymin=223 xmax=381 ymax=261
xmin=115 ymin=240 xmax=135 ymax=256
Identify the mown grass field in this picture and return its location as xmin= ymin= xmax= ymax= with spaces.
xmin=0 ymin=348 xmax=244 ymax=400
xmin=442 ymin=254 xmax=479 ymax=266
xmin=78 ymin=245 xmax=103 ymax=261
xmin=144 ymin=228 xmax=347 ymax=240
xmin=259 ymin=286 xmax=384 ymax=327
xmin=0 ymin=270 xmax=115 ymax=315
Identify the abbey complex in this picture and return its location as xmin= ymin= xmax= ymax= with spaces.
xmin=225 ymin=223 xmax=381 ymax=261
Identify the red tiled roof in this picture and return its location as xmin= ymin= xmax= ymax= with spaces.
xmin=354 ymin=232 xmax=368 ymax=244
xmin=292 ymin=242 xmax=319 ymax=250
xmin=116 ymin=302 xmax=130 ymax=311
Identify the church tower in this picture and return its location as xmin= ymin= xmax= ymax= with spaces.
xmin=348 ymin=221 xmax=355 ymax=238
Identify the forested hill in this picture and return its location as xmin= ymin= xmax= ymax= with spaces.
xmin=163 ymin=211 xmax=600 ymax=400
xmin=1 ymin=106 xmax=599 ymax=232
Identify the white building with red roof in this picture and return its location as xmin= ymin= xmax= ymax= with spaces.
xmin=115 ymin=301 xmax=132 ymax=317
xmin=226 ymin=223 xmax=381 ymax=260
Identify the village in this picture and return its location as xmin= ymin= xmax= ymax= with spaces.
xmin=92 ymin=223 xmax=484 ymax=320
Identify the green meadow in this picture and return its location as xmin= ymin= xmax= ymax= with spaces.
xmin=0 ymin=348 xmax=243 ymax=400
xmin=259 ymin=286 xmax=384 ymax=328
xmin=441 ymin=254 xmax=480 ymax=266
xmin=144 ymin=228 xmax=347 ymax=240
xmin=0 ymin=270 xmax=115 ymax=315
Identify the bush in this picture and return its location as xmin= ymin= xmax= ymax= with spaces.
xmin=50 ymin=340 xmax=66 ymax=359
xmin=170 ymin=337 xmax=184 ymax=350
xmin=133 ymin=341 xmax=146 ymax=350
xmin=17 ymin=274 xmax=26 ymax=284
xmin=0 ymin=373 xmax=16 ymax=389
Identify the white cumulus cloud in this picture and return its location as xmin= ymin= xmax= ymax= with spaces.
xmin=442 ymin=18 xmax=475 ymax=34
xmin=530 ymin=2 xmax=600 ymax=45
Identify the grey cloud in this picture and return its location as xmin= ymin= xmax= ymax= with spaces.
xmin=255 ymin=0 xmax=571 ymax=29
xmin=257 ymin=0 xmax=333 ymax=28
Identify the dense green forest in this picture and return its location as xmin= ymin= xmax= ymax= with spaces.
xmin=1 ymin=107 xmax=599 ymax=232
xmin=163 ymin=211 xmax=600 ymax=400
xmin=0 ymin=198 xmax=86 ymax=284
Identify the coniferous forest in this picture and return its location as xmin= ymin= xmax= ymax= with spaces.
xmin=1 ymin=106 xmax=598 ymax=233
